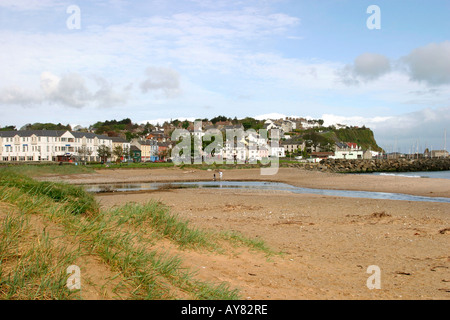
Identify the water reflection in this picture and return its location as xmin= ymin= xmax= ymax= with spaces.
xmin=84 ymin=181 xmax=450 ymax=204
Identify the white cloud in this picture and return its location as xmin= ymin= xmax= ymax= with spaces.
xmin=0 ymin=0 xmax=64 ymax=10
xmin=256 ymin=109 xmax=449 ymax=153
xmin=140 ymin=67 xmax=181 ymax=98
xmin=336 ymin=42 xmax=450 ymax=88
xmin=322 ymin=107 xmax=450 ymax=153
xmin=402 ymin=41 xmax=450 ymax=86
xmin=0 ymin=72 xmax=129 ymax=109
xmin=254 ymin=113 xmax=288 ymax=120
xmin=338 ymin=53 xmax=391 ymax=85
xmin=321 ymin=114 xmax=393 ymax=128
xmin=0 ymin=86 xmax=43 ymax=106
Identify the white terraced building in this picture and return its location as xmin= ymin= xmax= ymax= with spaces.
xmin=0 ymin=130 xmax=113 ymax=162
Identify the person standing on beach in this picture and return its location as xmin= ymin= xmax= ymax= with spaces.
xmin=213 ymin=173 xmax=216 ymax=181
xmin=219 ymin=171 xmax=223 ymax=180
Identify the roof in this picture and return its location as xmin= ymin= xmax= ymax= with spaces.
xmin=431 ymin=150 xmax=449 ymax=153
xmin=136 ymin=140 xmax=158 ymax=146
xmin=0 ymin=130 xmax=112 ymax=140
xmin=147 ymin=131 xmax=165 ymax=136
xmin=335 ymin=142 xmax=348 ymax=149
xmin=110 ymin=136 xmax=129 ymax=143
xmin=130 ymin=145 xmax=141 ymax=152
xmin=72 ymin=131 xmax=110 ymax=140
xmin=0 ymin=130 xmax=66 ymax=137
xmin=157 ymin=141 xmax=172 ymax=147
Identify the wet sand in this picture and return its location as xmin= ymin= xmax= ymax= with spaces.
xmin=47 ymin=166 xmax=450 ymax=198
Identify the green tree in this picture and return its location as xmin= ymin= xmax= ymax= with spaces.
xmin=210 ymin=115 xmax=229 ymax=124
xmin=77 ymin=146 xmax=92 ymax=163
xmin=97 ymin=145 xmax=112 ymax=162
xmin=21 ymin=122 xmax=72 ymax=131
xmin=182 ymin=120 xmax=190 ymax=129
xmin=0 ymin=125 xmax=16 ymax=131
xmin=112 ymin=145 xmax=124 ymax=163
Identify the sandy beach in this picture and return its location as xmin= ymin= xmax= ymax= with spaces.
xmin=42 ymin=167 xmax=450 ymax=299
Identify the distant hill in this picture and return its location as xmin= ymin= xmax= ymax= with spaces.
xmin=333 ymin=127 xmax=383 ymax=152
xmin=290 ymin=127 xmax=383 ymax=152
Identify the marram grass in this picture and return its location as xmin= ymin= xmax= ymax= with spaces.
xmin=0 ymin=167 xmax=275 ymax=300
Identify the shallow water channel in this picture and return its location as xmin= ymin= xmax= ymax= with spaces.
xmin=84 ymin=180 xmax=450 ymax=204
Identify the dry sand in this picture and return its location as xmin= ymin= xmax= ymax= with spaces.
xmin=43 ymin=167 xmax=450 ymax=299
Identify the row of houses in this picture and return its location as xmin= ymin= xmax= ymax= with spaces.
xmin=6 ymin=128 xmax=445 ymax=164
xmin=0 ymin=130 xmax=113 ymax=162
xmin=0 ymin=128 xmax=376 ymax=164
xmin=0 ymin=128 xmax=281 ymax=163
xmin=282 ymin=140 xmax=378 ymax=161
xmin=264 ymin=118 xmax=323 ymax=133
xmin=0 ymin=130 xmax=173 ymax=163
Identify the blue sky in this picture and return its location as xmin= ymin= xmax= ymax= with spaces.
xmin=0 ymin=0 xmax=449 ymax=152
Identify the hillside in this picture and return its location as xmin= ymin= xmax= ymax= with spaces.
xmin=333 ymin=127 xmax=383 ymax=152
xmin=290 ymin=127 xmax=383 ymax=153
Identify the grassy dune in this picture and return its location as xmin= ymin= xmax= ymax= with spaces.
xmin=0 ymin=165 xmax=277 ymax=300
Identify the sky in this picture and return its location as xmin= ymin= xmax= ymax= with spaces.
xmin=0 ymin=0 xmax=449 ymax=153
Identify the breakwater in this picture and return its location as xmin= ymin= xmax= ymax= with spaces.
xmin=302 ymin=158 xmax=450 ymax=173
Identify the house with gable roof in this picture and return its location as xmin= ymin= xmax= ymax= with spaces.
xmin=0 ymin=130 xmax=112 ymax=162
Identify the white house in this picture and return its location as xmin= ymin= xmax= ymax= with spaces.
xmin=281 ymin=120 xmax=294 ymax=133
xmin=269 ymin=145 xmax=285 ymax=158
xmin=0 ymin=130 xmax=113 ymax=162
xmin=330 ymin=142 xmax=364 ymax=160
xmin=300 ymin=120 xmax=321 ymax=130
